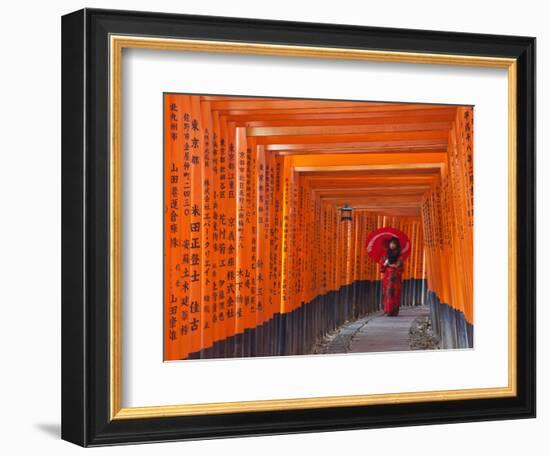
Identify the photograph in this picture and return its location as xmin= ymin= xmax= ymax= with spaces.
xmin=57 ymin=5 xmax=536 ymax=447
xmin=0 ymin=0 xmax=543 ymax=452
xmin=163 ymin=94 xmax=474 ymax=361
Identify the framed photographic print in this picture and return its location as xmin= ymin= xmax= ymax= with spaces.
xmin=61 ymin=8 xmax=536 ymax=447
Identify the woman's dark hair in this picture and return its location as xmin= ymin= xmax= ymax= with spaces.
xmin=387 ymin=237 xmax=401 ymax=263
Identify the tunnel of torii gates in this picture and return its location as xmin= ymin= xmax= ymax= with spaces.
xmin=164 ymin=94 xmax=474 ymax=361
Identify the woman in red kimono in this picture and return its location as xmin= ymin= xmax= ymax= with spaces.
xmin=378 ymin=237 xmax=404 ymax=316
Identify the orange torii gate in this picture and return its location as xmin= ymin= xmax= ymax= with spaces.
xmin=164 ymin=94 xmax=473 ymax=360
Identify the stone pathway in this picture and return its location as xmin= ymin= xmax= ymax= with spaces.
xmin=318 ymin=312 xmax=383 ymax=354
xmin=349 ymin=305 xmax=430 ymax=353
xmin=323 ymin=305 xmax=430 ymax=354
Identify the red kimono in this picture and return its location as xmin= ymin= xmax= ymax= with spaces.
xmin=378 ymin=254 xmax=403 ymax=316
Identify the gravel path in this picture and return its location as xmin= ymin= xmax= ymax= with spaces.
xmin=313 ymin=306 xmax=433 ymax=354
xmin=349 ymin=305 xmax=430 ymax=353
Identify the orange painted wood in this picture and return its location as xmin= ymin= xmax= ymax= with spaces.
xmin=164 ymin=94 xmax=473 ymax=359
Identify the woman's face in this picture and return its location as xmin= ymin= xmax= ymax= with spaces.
xmin=389 ymin=240 xmax=397 ymax=250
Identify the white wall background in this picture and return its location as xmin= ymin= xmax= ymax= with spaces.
xmin=0 ymin=0 xmax=545 ymax=454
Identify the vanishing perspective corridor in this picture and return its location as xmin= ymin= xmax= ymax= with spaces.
xmin=164 ymin=95 xmax=474 ymax=360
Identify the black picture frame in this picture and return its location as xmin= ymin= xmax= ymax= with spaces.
xmin=62 ymin=7 xmax=536 ymax=447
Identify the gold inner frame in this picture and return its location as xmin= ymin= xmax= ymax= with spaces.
xmin=109 ymin=35 xmax=517 ymax=420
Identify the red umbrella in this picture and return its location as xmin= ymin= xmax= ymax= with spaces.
xmin=365 ymin=227 xmax=411 ymax=263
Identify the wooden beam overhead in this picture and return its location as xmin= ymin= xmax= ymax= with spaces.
xmin=223 ymin=108 xmax=459 ymax=125
xmin=294 ymin=163 xmax=443 ymax=173
xmin=273 ymin=146 xmax=447 ymax=155
xmin=209 ymin=100 xmax=454 ymax=112
xmin=247 ymin=122 xmax=452 ymax=137
xmin=291 ymin=152 xmax=447 ymax=167
xmin=204 ymin=96 xmax=454 ymax=217
xmin=267 ymin=139 xmax=448 ymax=152
xmin=256 ymin=130 xmax=448 ymax=145
xmin=314 ymin=189 xmax=429 ymax=198
xmin=311 ymin=185 xmax=431 ymax=192
xmin=209 ymin=105 xmax=457 ymax=118
xmin=304 ymin=176 xmax=437 ymax=187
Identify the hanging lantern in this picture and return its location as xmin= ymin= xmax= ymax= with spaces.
xmin=340 ymin=204 xmax=353 ymax=222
